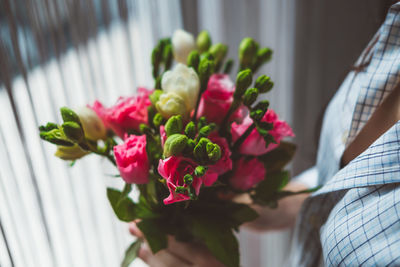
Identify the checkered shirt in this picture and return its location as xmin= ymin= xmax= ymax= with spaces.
xmin=289 ymin=3 xmax=400 ymax=266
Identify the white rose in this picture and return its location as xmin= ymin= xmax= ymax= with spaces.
xmin=156 ymin=92 xmax=188 ymax=119
xmin=75 ymin=106 xmax=107 ymax=141
xmin=172 ymin=29 xmax=196 ymax=64
xmin=161 ymin=63 xmax=200 ymax=112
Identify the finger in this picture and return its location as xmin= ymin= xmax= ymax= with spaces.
xmin=128 ymin=222 xmax=144 ymax=238
xmin=139 ymin=243 xmax=192 ymax=267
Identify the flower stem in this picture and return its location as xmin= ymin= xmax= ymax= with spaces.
xmin=232 ymin=123 xmax=256 ymax=152
xmin=219 ymin=100 xmax=239 ymax=135
xmin=192 ymin=91 xmax=203 ymax=123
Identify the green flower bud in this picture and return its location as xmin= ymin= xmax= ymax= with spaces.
xmin=194 ymin=166 xmax=207 ymax=177
xmin=165 ymin=115 xmax=183 ymax=136
xmin=184 ymin=174 xmax=194 ymax=185
xmin=254 ymin=75 xmax=273 ymax=93
xmin=153 ymin=113 xmax=164 ymax=128
xmin=150 ymin=90 xmax=163 ymax=105
xmin=223 ymin=59 xmax=234 ymax=74
xmin=196 ymin=30 xmax=212 ymax=53
xmin=197 ymin=116 xmax=207 ymax=130
xmin=187 ymin=50 xmax=200 ymax=70
xmin=200 ymin=52 xmax=214 ymax=61
xmin=62 ymin=121 xmax=84 ymax=143
xmin=198 ymin=58 xmax=215 ymax=90
xmin=253 ymin=100 xmax=270 ymax=112
xmin=55 ymin=144 xmax=89 ymax=160
xmin=163 ymin=134 xmax=188 ymax=157
xmin=242 ymin=87 xmax=259 ymax=106
xmin=239 ymin=37 xmax=258 ymax=68
xmin=163 ymin=44 xmax=173 ymax=70
xmin=209 ymin=43 xmax=228 ymax=66
xmin=257 ymin=47 xmax=272 ymax=64
xmin=193 ymin=137 xmax=210 ymax=163
xmin=234 ymin=69 xmax=253 ymax=99
xmin=140 ymin=124 xmax=152 ymax=135
xmin=184 ymin=121 xmax=196 ymax=139
xmin=39 ymin=122 xmax=58 ymax=132
xmin=60 ymin=107 xmax=81 ymax=125
xmin=206 ymin=142 xmax=221 ymax=162
xmin=175 ymin=186 xmax=187 ymax=194
xmin=152 ymin=45 xmax=162 ymax=78
xmin=40 ymin=129 xmax=74 ymax=146
xmin=198 ymin=125 xmax=213 ymax=138
xmin=183 ymin=138 xmax=196 ymax=155
xmin=250 ymin=100 xmax=269 ymax=121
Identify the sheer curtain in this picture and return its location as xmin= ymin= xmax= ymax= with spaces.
xmin=0 ymin=1 xmax=181 ymax=267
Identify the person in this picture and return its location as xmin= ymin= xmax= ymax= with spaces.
xmin=130 ymin=2 xmax=400 ymax=266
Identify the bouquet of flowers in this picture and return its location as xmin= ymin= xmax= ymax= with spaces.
xmin=39 ymin=29 xmax=306 ymax=267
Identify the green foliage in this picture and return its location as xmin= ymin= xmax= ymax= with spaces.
xmin=107 ymin=188 xmax=137 ymax=222
xmin=137 ymin=219 xmax=168 ymax=254
xmin=258 ymin=141 xmax=296 ymax=173
xmin=191 ymin=217 xmax=240 ymax=267
xmin=251 ymin=170 xmax=289 ymax=205
xmin=121 ymin=239 xmax=143 ymax=267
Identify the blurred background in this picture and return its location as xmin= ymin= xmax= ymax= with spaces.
xmin=0 ymin=0 xmax=394 ymax=266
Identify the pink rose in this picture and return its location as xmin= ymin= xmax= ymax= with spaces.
xmin=197 ymin=74 xmax=246 ymax=124
xmin=230 ymin=157 xmax=266 ymax=191
xmin=90 ymin=88 xmax=152 ymax=137
xmin=231 ymin=109 xmax=294 ymax=156
xmin=114 ymin=135 xmax=149 ymax=184
xmin=208 ymin=133 xmax=232 ymax=175
xmin=158 ymin=157 xmax=218 ymax=205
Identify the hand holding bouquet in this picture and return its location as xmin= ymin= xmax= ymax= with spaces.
xmin=39 ymin=29 xmax=308 ymax=267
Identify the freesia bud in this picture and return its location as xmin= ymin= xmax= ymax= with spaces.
xmin=39 ymin=122 xmax=58 ymax=132
xmin=184 ymin=174 xmax=194 ymax=185
xmin=175 ymin=186 xmax=188 ymax=194
xmin=60 ymin=107 xmax=81 ymax=125
xmin=76 ymin=106 xmax=107 ymax=141
xmin=172 ymin=29 xmax=196 ymax=64
xmin=152 ymin=113 xmax=163 ymax=128
xmin=62 ymin=121 xmax=85 ymax=143
xmin=184 ymin=121 xmax=196 ymax=139
xmin=197 ymin=116 xmax=207 ymax=130
xmin=209 ymin=43 xmax=228 ymax=68
xmin=165 ymin=115 xmax=183 ymax=136
xmin=55 ymin=144 xmax=89 ymax=160
xmin=40 ymin=129 xmax=74 ymax=147
xmin=194 ymin=166 xmax=207 ymax=177
xmin=162 ymin=63 xmax=200 ymax=112
xmin=242 ymin=88 xmax=259 ymax=107
xmin=198 ymin=58 xmax=215 ymax=90
xmin=193 ymin=137 xmax=210 ymax=163
xmin=187 ymin=50 xmax=200 ymax=70
xmin=150 ymin=90 xmax=163 ymax=105
xmin=234 ymin=69 xmax=253 ymax=99
xmin=254 ymin=75 xmax=273 ymax=93
xmin=257 ymin=47 xmax=272 ymax=64
xmin=239 ymin=37 xmax=258 ymax=68
xmin=163 ymin=134 xmax=188 ymax=157
xmin=196 ymin=30 xmax=212 ymax=53
xmin=156 ymin=92 xmax=188 ymax=119
xmin=250 ymin=100 xmax=269 ymax=121
xmin=163 ymin=44 xmax=173 ymax=70
xmin=198 ymin=125 xmax=213 ymax=138
xmin=206 ymin=142 xmax=221 ymax=162
xmin=152 ymin=46 xmax=162 ymax=78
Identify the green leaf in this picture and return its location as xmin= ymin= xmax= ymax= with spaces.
xmin=137 ymin=219 xmax=168 ymax=254
xmin=229 ymin=204 xmax=259 ymax=229
xmin=252 ymin=171 xmax=289 ymax=205
xmin=191 ymin=218 xmax=240 ymax=267
xmin=258 ymin=141 xmax=296 ymax=172
xmin=121 ymin=239 xmax=143 ymax=267
xmin=107 ymin=188 xmax=136 ymax=222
